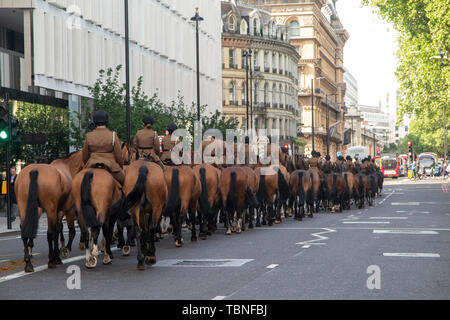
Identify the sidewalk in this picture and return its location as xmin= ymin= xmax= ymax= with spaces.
xmin=0 ymin=212 xmax=48 ymax=237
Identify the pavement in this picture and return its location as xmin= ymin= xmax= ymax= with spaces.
xmin=0 ymin=177 xmax=449 ymax=300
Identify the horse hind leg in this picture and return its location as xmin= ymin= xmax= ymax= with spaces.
xmin=22 ymin=237 xmax=34 ymax=273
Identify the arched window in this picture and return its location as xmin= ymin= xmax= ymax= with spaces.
xmin=228 ymin=15 xmax=236 ymax=32
xmin=240 ymin=19 xmax=248 ymax=35
xmin=229 ymin=82 xmax=235 ymax=104
xmin=253 ymin=18 xmax=259 ymax=35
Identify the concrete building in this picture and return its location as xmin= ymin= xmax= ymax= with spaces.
xmin=359 ymin=102 xmax=390 ymax=148
xmin=0 ymin=0 xmax=222 ymax=117
xmin=221 ymin=0 xmax=301 ymax=149
xmin=243 ymin=0 xmax=349 ymax=160
xmin=344 ymin=67 xmax=358 ymax=108
xmin=391 ymin=90 xmax=411 ymax=144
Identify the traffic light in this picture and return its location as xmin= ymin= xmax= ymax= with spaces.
xmin=10 ymin=116 xmax=20 ymax=144
xmin=407 ymin=141 xmax=412 ymax=154
xmin=0 ymin=101 xmax=8 ymax=142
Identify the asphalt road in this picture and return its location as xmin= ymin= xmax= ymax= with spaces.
xmin=1 ymin=177 xmax=449 ymax=300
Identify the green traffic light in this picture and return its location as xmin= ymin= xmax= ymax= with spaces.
xmin=0 ymin=130 xmax=8 ymax=140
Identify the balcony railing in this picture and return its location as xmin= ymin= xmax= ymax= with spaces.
xmin=264 ymin=67 xmax=270 ymax=73
xmin=254 ymin=66 xmax=260 ymax=72
xmin=229 ymin=100 xmax=238 ymax=106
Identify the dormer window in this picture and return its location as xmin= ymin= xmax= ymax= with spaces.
xmin=228 ymin=15 xmax=236 ymax=31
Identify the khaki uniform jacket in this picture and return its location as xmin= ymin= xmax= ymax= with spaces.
xmin=160 ymin=134 xmax=179 ymax=162
xmin=133 ymin=127 xmax=161 ymax=161
xmin=82 ymin=127 xmax=124 ymax=173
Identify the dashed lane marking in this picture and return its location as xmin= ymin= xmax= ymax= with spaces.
xmin=383 ymin=253 xmax=440 ymax=258
xmin=369 ymin=217 xmax=408 ymax=220
xmin=373 ymin=230 xmax=438 ymax=235
xmin=342 ymin=221 xmax=390 ymax=224
xmin=391 ymin=202 xmax=420 ymax=205
xmin=211 ymin=296 xmax=227 ymax=300
xmin=295 ymin=228 xmax=336 ymax=246
xmin=266 ymin=264 xmax=279 ymax=269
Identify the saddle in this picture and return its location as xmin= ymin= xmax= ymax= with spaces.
xmin=91 ymin=163 xmax=112 ymax=173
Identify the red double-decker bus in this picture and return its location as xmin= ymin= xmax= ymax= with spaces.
xmin=379 ymin=155 xmax=400 ymax=178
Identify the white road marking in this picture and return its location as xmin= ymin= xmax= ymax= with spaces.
xmin=0 ymin=259 xmax=10 ymax=264
xmin=396 ymin=211 xmax=407 ymax=213
xmin=0 ymin=248 xmax=119 ymax=284
xmin=0 ymin=236 xmax=21 ymax=242
xmin=266 ymin=264 xmax=279 ymax=269
xmin=153 ymin=259 xmax=254 ymax=267
xmin=417 ymin=211 xmax=431 ymax=214
xmin=373 ymin=230 xmax=438 ymax=235
xmin=383 ymin=253 xmax=440 ymax=258
xmin=302 ymin=245 xmax=311 ymax=248
xmin=295 ymin=228 xmax=336 ymax=246
xmin=391 ymin=202 xmax=420 ymax=205
xmin=212 ymin=296 xmax=226 ymax=300
xmin=342 ymin=221 xmax=390 ymax=224
xmin=369 ymin=217 xmax=408 ymax=220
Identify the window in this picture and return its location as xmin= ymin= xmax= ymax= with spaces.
xmin=264 ymin=83 xmax=269 ymax=105
xmin=229 ymin=49 xmax=235 ymax=68
xmin=254 ymin=83 xmax=259 ymax=104
xmin=240 ymin=19 xmax=248 ymax=35
xmin=253 ymin=18 xmax=259 ymax=35
xmin=228 ymin=16 xmax=236 ymax=31
xmin=254 ymin=50 xmax=259 ymax=67
xmin=242 ymin=50 xmax=246 ymax=69
xmin=287 ymin=20 xmax=300 ymax=37
xmin=229 ymin=82 xmax=235 ymax=103
xmin=272 ymin=84 xmax=277 ymax=105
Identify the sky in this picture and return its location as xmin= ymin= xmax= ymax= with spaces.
xmin=336 ymin=0 xmax=400 ymax=114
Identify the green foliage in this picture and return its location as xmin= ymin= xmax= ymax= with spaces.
xmin=382 ymin=142 xmax=398 ymax=153
xmin=15 ymin=102 xmax=70 ymax=164
xmin=363 ymin=0 xmax=450 ymax=157
xmin=70 ymin=65 xmax=238 ymax=148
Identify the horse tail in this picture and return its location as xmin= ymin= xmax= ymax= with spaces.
xmin=81 ymin=172 xmax=100 ymax=228
xmin=332 ymin=174 xmax=337 ymax=198
xmin=277 ymin=168 xmax=289 ymax=201
xmin=226 ymin=171 xmax=238 ymax=211
xmin=343 ymin=173 xmax=349 ymax=200
xmin=22 ymin=170 xmax=39 ymax=239
xmin=199 ymin=167 xmax=211 ymax=216
xmin=257 ymin=173 xmax=267 ymax=204
xmin=359 ymin=175 xmax=364 ymax=198
xmin=297 ymin=171 xmax=305 ymax=205
xmin=246 ymin=187 xmax=259 ymax=208
xmin=124 ymin=165 xmax=148 ymax=210
xmin=162 ymin=168 xmax=180 ymax=217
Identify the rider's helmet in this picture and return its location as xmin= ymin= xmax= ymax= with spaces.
xmin=167 ymin=123 xmax=177 ymax=134
xmin=325 ymin=155 xmax=331 ymax=161
xmin=281 ymin=144 xmax=289 ymax=153
xmin=143 ymin=115 xmax=154 ymax=125
xmin=93 ymin=110 xmax=109 ymax=126
xmin=346 ymin=155 xmax=352 ymax=161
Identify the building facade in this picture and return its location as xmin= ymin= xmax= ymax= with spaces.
xmin=221 ymin=0 xmax=301 ymax=149
xmin=343 ymin=67 xmax=358 ymax=108
xmin=359 ymin=103 xmax=390 ymax=148
xmin=243 ymin=0 xmax=349 ymax=160
xmin=0 ymin=0 xmax=222 ymax=116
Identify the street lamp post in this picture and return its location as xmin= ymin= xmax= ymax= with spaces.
xmin=244 ymin=50 xmax=252 ymax=131
xmin=249 ymin=49 xmax=253 ymax=129
xmin=311 ymin=78 xmax=314 ymax=152
xmin=191 ymin=8 xmax=204 ymax=122
xmin=124 ymin=0 xmax=131 ymax=142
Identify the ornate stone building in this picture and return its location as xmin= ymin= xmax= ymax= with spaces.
xmin=242 ymin=0 xmax=349 ymax=160
xmin=221 ymin=0 xmax=301 ymax=150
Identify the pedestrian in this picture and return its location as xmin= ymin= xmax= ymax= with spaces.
xmin=446 ymin=162 xmax=450 ymax=180
xmin=10 ymin=167 xmax=18 ymax=222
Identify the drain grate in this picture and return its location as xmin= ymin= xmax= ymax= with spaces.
xmin=154 ymin=259 xmax=253 ymax=267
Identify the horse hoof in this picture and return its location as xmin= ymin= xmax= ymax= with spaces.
xmin=85 ymin=256 xmax=97 ymax=269
xmin=199 ymin=233 xmax=207 ymax=240
xmin=175 ymin=240 xmax=183 ymax=247
xmin=256 ymin=222 xmax=261 ymax=228
xmin=262 ymin=220 xmax=267 ymax=226
xmin=24 ymin=263 xmax=34 ymax=273
xmin=274 ymin=220 xmax=281 ymax=224
xmin=103 ymin=256 xmax=112 ymax=265
xmin=157 ymin=233 xmax=164 ymax=239
xmin=167 ymin=225 xmax=173 ymax=234
xmin=145 ymin=256 xmax=156 ymax=265
xmin=191 ymin=236 xmax=197 ymax=242
xmin=79 ymin=243 xmax=85 ymax=251
xmin=308 ymin=214 xmax=313 ymax=218
xmin=225 ymin=229 xmax=231 ymax=235
xmin=248 ymin=223 xmax=253 ymax=229
xmin=206 ymin=231 xmax=212 ymax=236
xmin=137 ymin=263 xmax=146 ymax=271
xmin=60 ymin=247 xmax=70 ymax=259
xmin=48 ymin=261 xmax=57 ymax=269
xmin=122 ymin=245 xmax=131 ymax=256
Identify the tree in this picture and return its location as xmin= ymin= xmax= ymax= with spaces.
xmin=363 ymin=0 xmax=450 ymax=157
xmin=70 ymin=65 xmax=239 ymax=148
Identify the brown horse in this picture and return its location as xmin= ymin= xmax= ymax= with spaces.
xmin=255 ymin=166 xmax=278 ymax=226
xmin=308 ymin=168 xmax=321 ymax=213
xmin=193 ymin=164 xmax=221 ymax=238
xmin=162 ymin=165 xmax=200 ymax=246
xmin=342 ymin=171 xmax=354 ymax=210
xmin=289 ymin=170 xmax=313 ymax=220
xmin=121 ymin=160 xmax=167 ymax=270
xmin=220 ymin=167 xmax=248 ymax=234
xmin=240 ymin=166 xmax=258 ymax=230
xmin=353 ymin=173 xmax=365 ymax=209
xmin=325 ymin=173 xmax=346 ymax=213
xmin=15 ymin=151 xmax=84 ymax=272
xmin=275 ymin=165 xmax=290 ymax=223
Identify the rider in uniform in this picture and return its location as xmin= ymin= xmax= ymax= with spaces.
xmin=322 ymin=154 xmax=333 ymax=174
xmin=280 ymin=144 xmax=291 ymax=168
xmin=133 ymin=116 xmax=165 ymax=170
xmin=82 ymin=110 xmax=125 ymax=185
xmin=345 ymin=155 xmax=354 ymax=172
xmin=160 ymin=123 xmax=179 ymax=165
